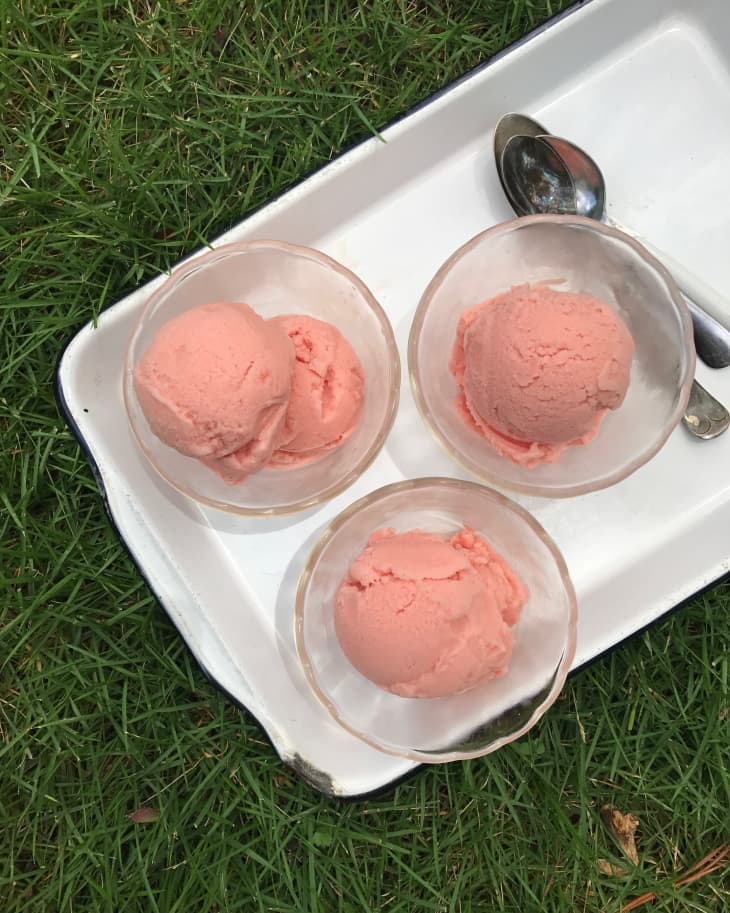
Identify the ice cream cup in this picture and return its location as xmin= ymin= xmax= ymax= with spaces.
xmin=295 ymin=478 xmax=577 ymax=762
xmin=408 ymin=215 xmax=695 ymax=498
xmin=124 ymin=240 xmax=399 ymax=515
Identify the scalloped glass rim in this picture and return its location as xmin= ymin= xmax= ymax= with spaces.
xmin=123 ymin=239 xmax=400 ymax=516
xmin=294 ymin=477 xmax=578 ymax=763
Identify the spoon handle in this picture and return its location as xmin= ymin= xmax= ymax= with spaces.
xmin=683 ymin=380 xmax=730 ymax=439
xmin=682 ymin=295 xmax=730 ymax=370
xmin=605 ymin=217 xmax=730 ymax=369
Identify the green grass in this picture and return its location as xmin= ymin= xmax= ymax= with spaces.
xmin=2 ymin=1 xmax=729 ymax=911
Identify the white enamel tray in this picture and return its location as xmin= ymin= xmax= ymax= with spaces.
xmin=57 ymin=0 xmax=730 ymax=796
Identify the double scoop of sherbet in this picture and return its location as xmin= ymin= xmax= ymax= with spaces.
xmin=133 ymin=302 xmax=364 ymax=482
xmin=334 ymin=527 xmax=528 ymax=699
xmin=450 ymin=284 xmax=635 ymax=467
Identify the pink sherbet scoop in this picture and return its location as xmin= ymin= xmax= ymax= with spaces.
xmin=334 ymin=527 xmax=527 ymax=699
xmin=133 ymin=301 xmax=294 ymax=482
xmin=449 ymin=284 xmax=635 ymax=467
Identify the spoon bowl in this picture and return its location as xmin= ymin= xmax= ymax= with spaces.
xmin=493 ymin=112 xmax=548 ymax=207
xmin=538 ymin=135 xmax=606 ymax=220
xmin=493 ymin=112 xmax=547 ymax=165
xmin=501 ymin=134 xmax=578 ymax=217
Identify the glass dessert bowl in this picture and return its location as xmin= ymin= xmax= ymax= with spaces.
xmin=295 ymin=478 xmax=577 ymax=762
xmin=124 ymin=240 xmax=400 ymax=516
xmin=408 ymin=215 xmax=695 ymax=498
